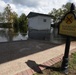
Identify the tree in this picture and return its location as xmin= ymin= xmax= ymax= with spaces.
xmin=3 ymin=4 xmax=13 ymax=23
xmin=3 ymin=4 xmax=17 ymax=41
xmin=3 ymin=5 xmax=19 ymax=33
xmin=19 ymin=13 xmax=28 ymax=35
xmin=49 ymin=2 xmax=73 ymax=23
xmin=62 ymin=2 xmax=71 ymax=12
xmin=13 ymin=12 xmax=19 ymax=33
xmin=1 ymin=4 xmax=14 ymax=30
xmin=0 ymin=12 xmax=5 ymax=22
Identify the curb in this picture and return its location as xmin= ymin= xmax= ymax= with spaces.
xmin=15 ymin=48 xmax=76 ymax=75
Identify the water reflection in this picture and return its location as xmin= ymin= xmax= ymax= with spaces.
xmin=50 ymin=28 xmax=66 ymax=44
xmin=0 ymin=28 xmax=65 ymax=43
xmin=0 ymin=28 xmax=28 ymax=42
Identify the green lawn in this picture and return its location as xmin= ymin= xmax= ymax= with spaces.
xmin=34 ymin=52 xmax=76 ymax=75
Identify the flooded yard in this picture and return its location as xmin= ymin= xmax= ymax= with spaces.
xmin=0 ymin=28 xmax=65 ymax=64
xmin=0 ymin=28 xmax=28 ymax=42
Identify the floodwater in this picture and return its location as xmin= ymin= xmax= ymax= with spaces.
xmin=0 ymin=28 xmax=28 ymax=42
xmin=50 ymin=28 xmax=66 ymax=44
xmin=0 ymin=28 xmax=65 ymax=44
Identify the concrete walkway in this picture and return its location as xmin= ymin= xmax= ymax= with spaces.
xmin=0 ymin=41 xmax=76 ymax=75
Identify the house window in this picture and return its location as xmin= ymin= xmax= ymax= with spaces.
xmin=43 ymin=19 xmax=46 ymax=22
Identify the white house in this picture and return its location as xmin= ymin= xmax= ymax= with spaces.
xmin=27 ymin=12 xmax=54 ymax=40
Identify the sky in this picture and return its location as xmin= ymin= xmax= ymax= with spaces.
xmin=0 ymin=0 xmax=76 ymax=16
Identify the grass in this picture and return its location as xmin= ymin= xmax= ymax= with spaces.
xmin=34 ymin=52 xmax=76 ymax=75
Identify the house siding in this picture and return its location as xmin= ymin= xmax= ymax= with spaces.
xmin=28 ymin=17 xmax=38 ymax=29
xmin=37 ymin=16 xmax=51 ymax=30
xmin=28 ymin=14 xmax=52 ymax=40
xmin=28 ymin=16 xmax=51 ymax=30
xmin=28 ymin=29 xmax=50 ymax=40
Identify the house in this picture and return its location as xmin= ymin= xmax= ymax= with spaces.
xmin=27 ymin=12 xmax=54 ymax=40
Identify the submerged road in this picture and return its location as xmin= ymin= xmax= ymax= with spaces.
xmin=0 ymin=40 xmax=60 ymax=64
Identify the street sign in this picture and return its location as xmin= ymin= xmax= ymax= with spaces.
xmin=59 ymin=12 xmax=76 ymax=37
xmin=65 ymin=13 xmax=74 ymax=24
xmin=59 ymin=3 xmax=76 ymax=74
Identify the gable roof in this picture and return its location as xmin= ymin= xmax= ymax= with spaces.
xmin=27 ymin=12 xmax=54 ymax=18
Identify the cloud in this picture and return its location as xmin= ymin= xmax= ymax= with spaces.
xmin=11 ymin=0 xmax=39 ymax=7
xmin=1 ymin=0 xmax=74 ymax=16
xmin=0 ymin=0 xmax=6 ymax=12
xmin=10 ymin=4 xmax=17 ymax=12
xmin=11 ymin=0 xmax=69 ymax=9
xmin=70 ymin=0 xmax=76 ymax=2
xmin=69 ymin=0 xmax=76 ymax=6
xmin=10 ymin=0 xmax=69 ymax=15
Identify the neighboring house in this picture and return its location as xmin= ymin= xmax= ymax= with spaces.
xmin=27 ymin=12 xmax=54 ymax=40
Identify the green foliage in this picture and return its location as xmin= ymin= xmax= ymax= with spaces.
xmin=49 ymin=2 xmax=74 ymax=23
xmin=3 ymin=4 xmax=13 ymax=23
xmin=19 ymin=13 xmax=28 ymax=35
xmin=13 ymin=12 xmax=19 ymax=33
xmin=34 ymin=52 xmax=76 ymax=75
xmin=0 ymin=4 xmax=28 ymax=35
xmin=62 ymin=2 xmax=71 ymax=12
xmin=2 ymin=23 xmax=12 ymax=28
xmin=0 ymin=13 xmax=5 ymax=22
xmin=70 ymin=53 xmax=76 ymax=64
xmin=69 ymin=52 xmax=76 ymax=71
xmin=13 ymin=16 xmax=19 ymax=33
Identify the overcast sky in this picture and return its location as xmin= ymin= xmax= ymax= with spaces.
xmin=0 ymin=0 xmax=76 ymax=16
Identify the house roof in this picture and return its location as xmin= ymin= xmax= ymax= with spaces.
xmin=27 ymin=12 xmax=54 ymax=18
